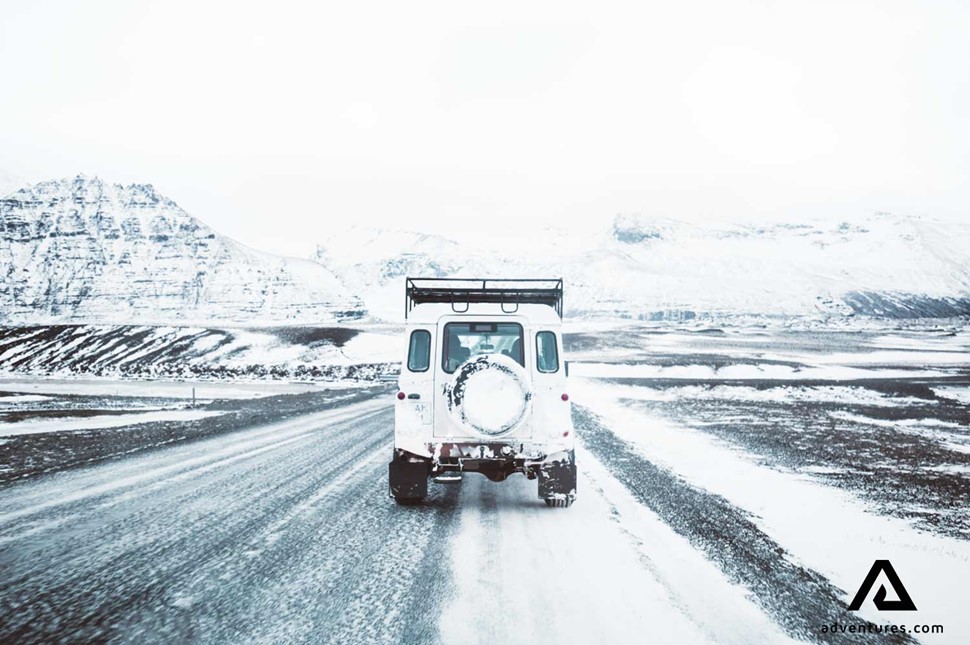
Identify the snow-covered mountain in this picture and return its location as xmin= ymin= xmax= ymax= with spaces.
xmin=0 ymin=175 xmax=363 ymax=324
xmin=3 ymin=173 xmax=967 ymax=325
xmin=314 ymin=214 xmax=970 ymax=322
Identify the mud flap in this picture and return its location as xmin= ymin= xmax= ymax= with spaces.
xmin=389 ymin=460 xmax=429 ymax=500
xmin=538 ymin=451 xmax=577 ymax=500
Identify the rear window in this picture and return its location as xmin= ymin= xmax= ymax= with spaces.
xmin=407 ymin=330 xmax=431 ymax=372
xmin=536 ymin=331 xmax=559 ymax=373
xmin=442 ymin=322 xmax=523 ymax=373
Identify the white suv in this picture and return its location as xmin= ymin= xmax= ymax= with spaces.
xmin=390 ymin=278 xmax=576 ymax=507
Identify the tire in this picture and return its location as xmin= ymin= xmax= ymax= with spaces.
xmin=544 ymin=497 xmax=574 ymax=508
xmin=394 ymin=496 xmax=423 ymax=506
xmin=537 ymin=454 xmax=577 ymax=504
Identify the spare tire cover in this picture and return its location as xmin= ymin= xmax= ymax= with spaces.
xmin=446 ymin=353 xmax=533 ymax=437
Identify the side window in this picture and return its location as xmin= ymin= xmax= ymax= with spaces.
xmin=536 ymin=331 xmax=559 ymax=373
xmin=407 ymin=330 xmax=431 ymax=372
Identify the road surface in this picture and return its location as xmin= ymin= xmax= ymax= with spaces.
xmin=0 ymin=391 xmax=959 ymax=644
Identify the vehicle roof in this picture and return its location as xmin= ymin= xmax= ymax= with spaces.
xmin=405 ymin=277 xmax=563 ymax=321
xmin=405 ymin=302 xmax=563 ymax=325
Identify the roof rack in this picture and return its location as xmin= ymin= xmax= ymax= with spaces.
xmin=406 ymin=277 xmax=563 ymax=319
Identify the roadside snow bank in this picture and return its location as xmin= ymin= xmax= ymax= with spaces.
xmin=572 ymin=378 xmax=970 ymax=643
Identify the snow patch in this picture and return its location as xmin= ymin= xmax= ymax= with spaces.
xmin=602 ymin=383 xmax=924 ymax=406
xmin=570 ymin=362 xmax=950 ymax=381
xmin=0 ymin=410 xmax=224 ymax=436
xmin=933 ymin=387 xmax=970 ymax=406
xmin=0 ymin=394 xmax=52 ymax=405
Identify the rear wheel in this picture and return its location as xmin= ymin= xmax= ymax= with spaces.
xmin=389 ymin=451 xmax=429 ymax=504
xmin=544 ymin=497 xmax=574 ymax=508
xmin=537 ymin=451 xmax=577 ymax=508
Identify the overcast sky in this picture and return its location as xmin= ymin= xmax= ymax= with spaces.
xmin=1 ymin=0 xmax=968 ymax=256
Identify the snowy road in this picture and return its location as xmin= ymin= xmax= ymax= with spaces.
xmin=0 ymin=390 xmax=962 ymax=643
xmin=0 ymin=398 xmax=460 ymax=644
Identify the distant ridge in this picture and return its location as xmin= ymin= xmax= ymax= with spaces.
xmin=313 ymin=214 xmax=970 ymax=322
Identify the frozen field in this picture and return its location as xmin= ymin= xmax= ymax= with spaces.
xmin=0 ymin=325 xmax=968 ymax=644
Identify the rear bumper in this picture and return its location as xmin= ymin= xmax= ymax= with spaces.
xmin=432 ymin=441 xmax=571 ymax=465
xmin=426 ymin=442 xmax=573 ymax=482
xmin=395 ymin=431 xmax=573 ymax=461
xmin=390 ymin=445 xmax=577 ymax=495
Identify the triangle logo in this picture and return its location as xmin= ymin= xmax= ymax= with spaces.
xmin=848 ymin=560 xmax=917 ymax=611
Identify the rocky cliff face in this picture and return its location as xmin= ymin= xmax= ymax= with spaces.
xmin=0 ymin=176 xmax=363 ymax=324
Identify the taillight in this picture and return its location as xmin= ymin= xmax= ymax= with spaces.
xmin=397 ymin=392 xmax=406 ymax=400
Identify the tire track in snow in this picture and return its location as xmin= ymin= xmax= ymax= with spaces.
xmin=573 ymin=405 xmax=916 ymax=645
